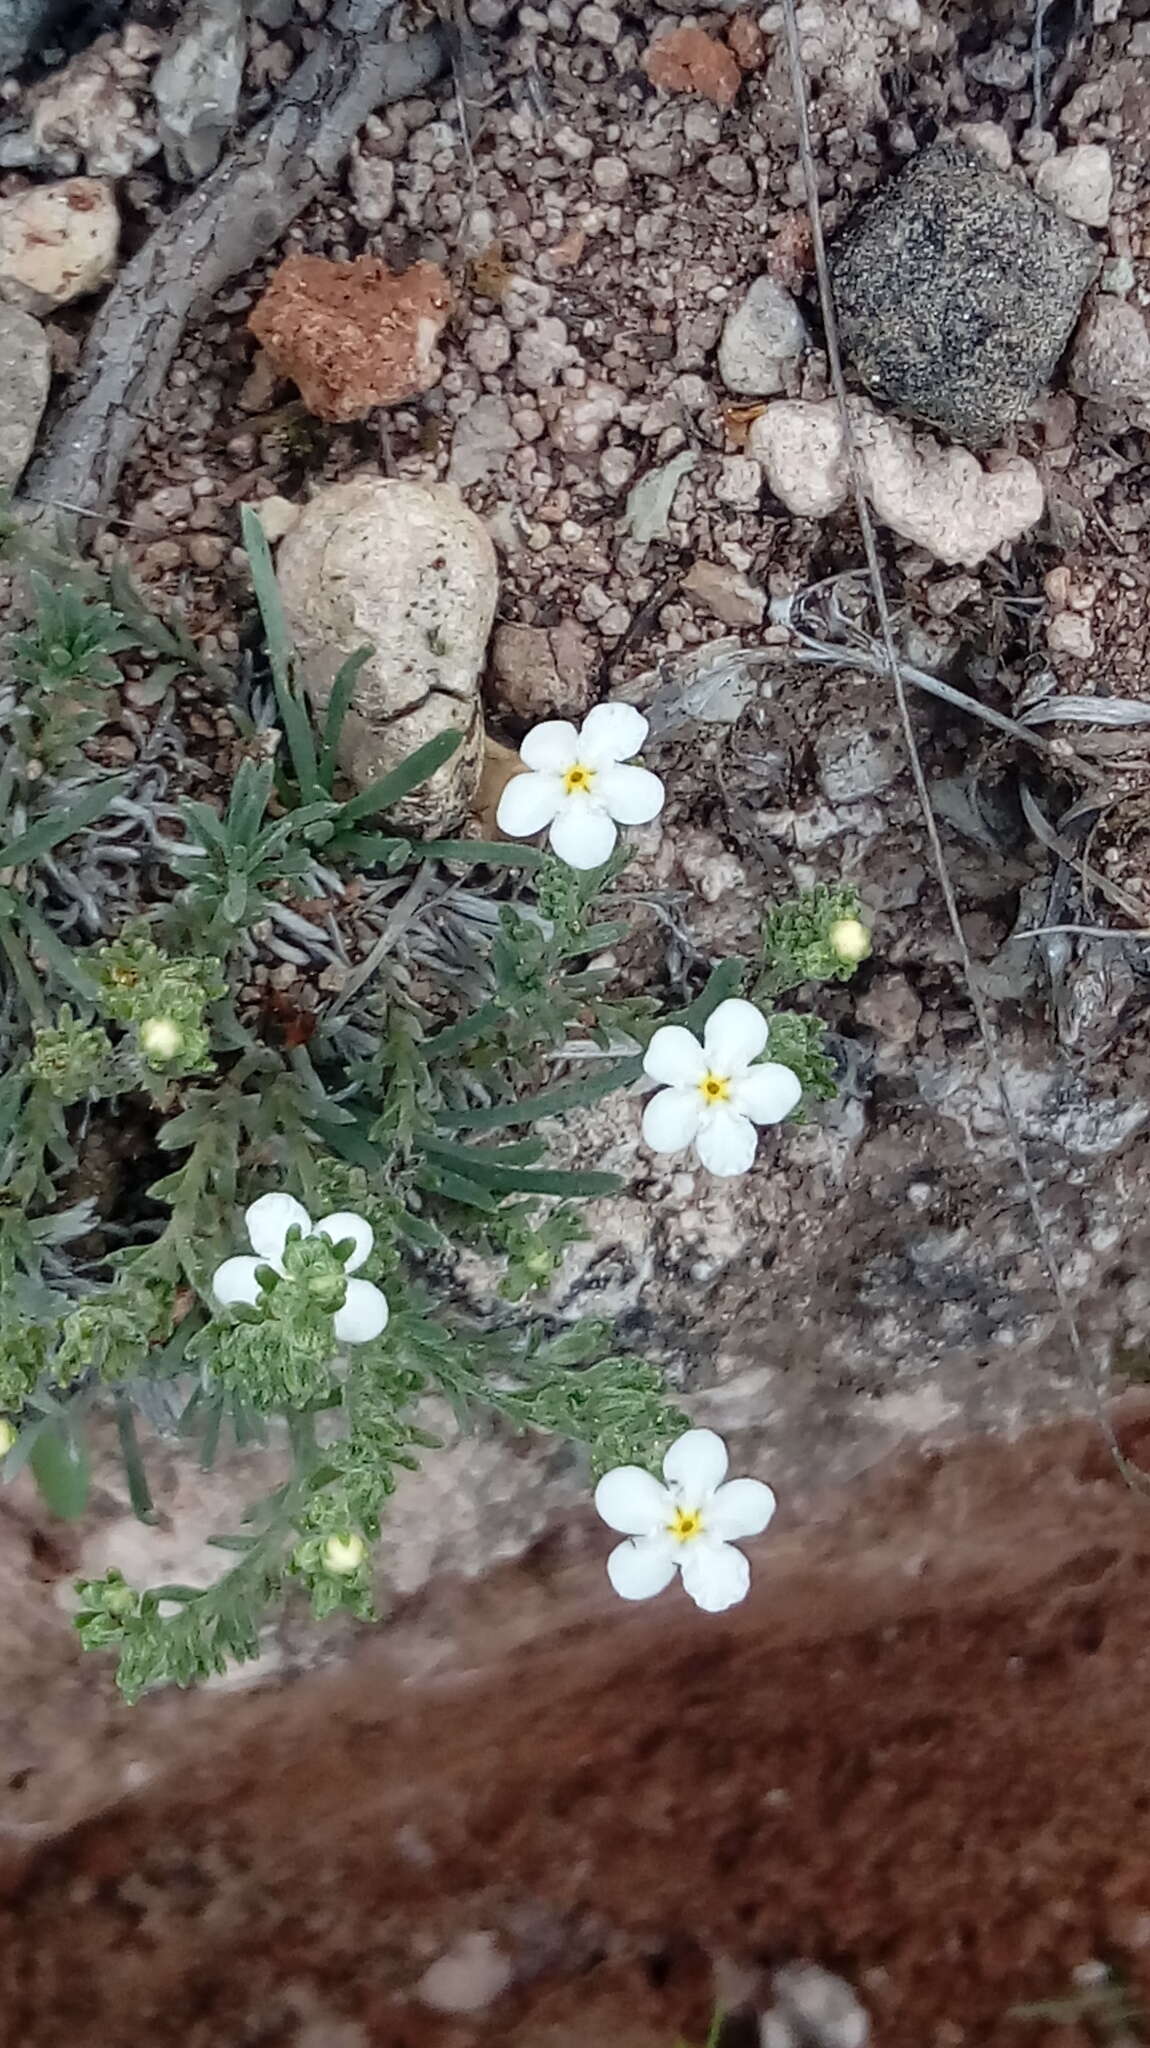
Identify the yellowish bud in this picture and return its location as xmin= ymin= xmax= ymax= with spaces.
xmin=322 ymin=1533 xmax=366 ymax=1576
xmin=0 ymin=1419 xmax=16 ymax=1457
xmin=828 ymin=916 xmax=871 ymax=965
xmin=139 ymin=1016 xmax=183 ymax=1062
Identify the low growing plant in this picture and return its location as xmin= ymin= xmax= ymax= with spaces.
xmin=0 ymin=506 xmax=869 ymax=1701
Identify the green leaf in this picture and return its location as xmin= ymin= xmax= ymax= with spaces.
xmin=435 ymin=1059 xmax=642 ymax=1133
xmin=240 ymin=506 xmax=320 ymax=800
xmin=413 ymin=1163 xmax=502 ymax=1211
xmin=0 ymin=777 xmax=128 ymax=868
xmin=319 ymin=647 xmax=372 ymax=790
xmin=14 ymin=900 xmax=100 ymax=1000
xmin=333 ymin=730 xmax=462 ymax=827
xmin=29 ymin=1417 xmax=90 ymax=1520
xmin=421 ymin=1138 xmax=619 ymax=1198
xmin=417 ymin=839 xmax=546 ymax=869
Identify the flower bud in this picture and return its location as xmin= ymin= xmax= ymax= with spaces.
xmin=828 ymin=917 xmax=871 ymax=965
xmin=322 ymin=1533 xmax=366 ymax=1576
xmin=139 ymin=1016 xmax=184 ymax=1063
xmin=0 ymin=1419 xmax=16 ymax=1457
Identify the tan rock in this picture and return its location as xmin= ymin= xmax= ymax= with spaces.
xmin=489 ymin=618 xmax=597 ymax=725
xmin=682 ymin=559 xmax=766 ymax=627
xmin=727 ymin=14 xmax=765 ymax=69
xmin=275 ymin=478 xmax=497 ymax=833
xmin=640 ymin=25 xmax=741 ymax=107
xmin=248 ymin=254 xmax=451 ymax=423
xmin=0 ymin=178 xmax=119 ymax=315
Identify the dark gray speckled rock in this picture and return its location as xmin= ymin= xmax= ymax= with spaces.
xmin=829 ymin=138 xmax=1101 ymax=447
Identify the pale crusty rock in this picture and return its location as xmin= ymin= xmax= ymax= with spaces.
xmin=0 ymin=301 xmax=50 ymax=487
xmin=276 ymin=479 xmax=496 ymax=833
xmin=748 ymin=399 xmax=850 ymax=518
xmin=1068 ymin=296 xmax=1150 ymax=427
xmin=0 ymin=177 xmax=118 ymax=314
xmin=748 ymin=395 xmax=1044 ymax=565
xmin=852 ymin=403 xmax=1044 ymax=567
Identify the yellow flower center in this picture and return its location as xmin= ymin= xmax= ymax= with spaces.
xmin=699 ymin=1071 xmax=730 ymax=1106
xmin=668 ymin=1505 xmax=704 ymax=1544
xmin=563 ymin=762 xmax=596 ymax=796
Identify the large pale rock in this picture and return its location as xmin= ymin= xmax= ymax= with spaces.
xmin=749 ymin=396 xmax=1044 ymax=565
xmin=0 ymin=177 xmax=118 ymax=313
xmin=0 ymin=301 xmax=50 ymax=486
xmin=1069 ymin=295 xmax=1150 ymax=428
xmin=275 ymin=478 xmax=496 ymax=834
xmin=1034 ymin=144 xmax=1113 ymax=229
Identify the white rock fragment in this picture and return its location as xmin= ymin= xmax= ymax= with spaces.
xmin=769 ymin=1962 xmax=870 ymax=2048
xmin=348 ymin=147 xmax=395 ymax=228
xmin=718 ymin=274 xmax=807 ymax=397
xmin=152 ymin=0 xmax=247 ymax=181
xmin=515 ymin=316 xmax=578 ymax=389
xmin=247 ymin=494 xmax=300 ymax=543
xmin=748 ymin=399 xmax=849 ymax=517
xmin=714 ymin=454 xmax=763 ymax=508
xmin=23 ymin=37 xmax=160 ymax=177
xmin=1047 ymin=610 xmax=1094 ymax=659
xmin=276 ymin=479 xmax=497 ymax=832
xmin=955 ymin=120 xmax=1012 ymax=171
xmin=417 ymin=1932 xmax=512 ymax=2015
xmin=0 ymin=303 xmax=50 ymax=489
xmin=853 ymin=404 xmax=1044 ymax=567
xmin=550 ymin=380 xmax=622 ymax=454
xmin=447 ymin=393 xmax=519 ymax=486
xmin=0 ymin=178 xmax=119 ymax=314
xmin=1034 ymin=144 xmax=1113 ymax=228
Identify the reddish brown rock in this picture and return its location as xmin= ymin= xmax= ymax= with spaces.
xmin=727 ymin=13 xmax=766 ymax=70
xmin=640 ymin=24 xmax=741 ymax=107
xmin=248 ymin=253 xmax=451 ymax=423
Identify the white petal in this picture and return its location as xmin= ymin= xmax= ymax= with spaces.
xmin=496 ymin=770 xmax=564 ymax=839
xmin=519 ymin=720 xmax=579 ymax=773
xmin=641 ymin=1085 xmax=702 ymax=1155
xmin=578 ymin=701 xmax=649 ymax=767
xmin=708 ymin=1478 xmax=777 ymax=1540
xmin=695 ymin=1106 xmax=758 ymax=1177
xmin=245 ymin=1192 xmax=311 ymax=1265
xmin=595 ymin=763 xmax=665 ymax=826
xmin=703 ymin=998 xmax=769 ymax=1076
xmin=594 ymin=1465 xmax=671 ymax=1534
xmin=728 ymin=1061 xmax=803 ymax=1126
xmin=333 ymin=1279 xmax=389 ymax=1344
xmin=211 ymin=1256 xmax=266 ymax=1308
xmin=663 ymin=1427 xmax=729 ymax=1499
xmin=548 ymin=797 xmax=618 ymax=870
xmin=642 ymin=1024 xmax=706 ymax=1088
xmin=680 ymin=1538 xmax=750 ymax=1613
xmin=606 ymin=1535 xmax=678 ymax=1602
xmin=314 ymin=1211 xmax=373 ymax=1273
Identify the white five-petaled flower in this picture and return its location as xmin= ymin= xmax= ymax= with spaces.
xmin=641 ymin=997 xmax=802 ymax=1178
xmin=595 ymin=1428 xmax=775 ymax=1612
xmin=496 ymin=702 xmax=665 ymax=870
xmin=211 ymin=1193 xmax=389 ymax=1344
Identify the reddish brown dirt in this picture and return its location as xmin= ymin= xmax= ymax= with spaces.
xmin=6 ymin=1408 xmax=1150 ymax=2047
